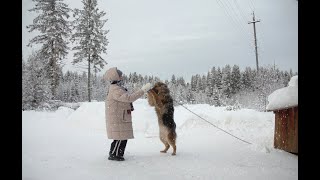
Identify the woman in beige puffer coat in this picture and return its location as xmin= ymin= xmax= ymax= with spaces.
xmin=104 ymin=67 xmax=151 ymax=161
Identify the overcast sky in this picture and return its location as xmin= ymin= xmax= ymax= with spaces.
xmin=22 ymin=0 xmax=298 ymax=81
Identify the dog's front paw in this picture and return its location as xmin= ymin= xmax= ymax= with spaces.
xmin=171 ymin=152 xmax=176 ymax=156
xmin=160 ymin=150 xmax=167 ymax=153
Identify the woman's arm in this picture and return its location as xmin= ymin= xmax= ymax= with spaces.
xmin=113 ymin=88 xmax=144 ymax=103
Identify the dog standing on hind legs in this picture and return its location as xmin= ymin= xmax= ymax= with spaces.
xmin=147 ymin=82 xmax=177 ymax=156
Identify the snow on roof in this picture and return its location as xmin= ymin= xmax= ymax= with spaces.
xmin=266 ymin=75 xmax=298 ymax=111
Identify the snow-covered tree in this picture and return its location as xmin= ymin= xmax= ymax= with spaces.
xmin=206 ymin=71 xmax=213 ymax=98
xmin=210 ymin=66 xmax=216 ymax=86
xmin=80 ymin=72 xmax=88 ymax=101
xmin=71 ymin=0 xmax=109 ymax=102
xmin=231 ymin=65 xmax=241 ymax=95
xmin=171 ymin=75 xmax=177 ymax=85
xmin=26 ymin=0 xmax=71 ymax=98
xmin=251 ymin=66 xmax=287 ymax=111
xmin=23 ymin=51 xmax=52 ymax=109
xmin=174 ymin=83 xmax=188 ymax=105
xmin=241 ymin=67 xmax=254 ymax=91
xmin=221 ymin=65 xmax=232 ymax=98
xmin=213 ymin=89 xmax=221 ymax=107
xmin=216 ymin=67 xmax=223 ymax=91
xmin=93 ymin=76 xmax=108 ymax=101
xmin=282 ymin=71 xmax=291 ymax=86
xmin=191 ymin=75 xmax=197 ymax=91
xmin=22 ymin=58 xmax=28 ymax=110
xmin=28 ymin=62 xmax=297 ymax=111
xmin=201 ymin=75 xmax=207 ymax=93
xmin=195 ymin=75 xmax=202 ymax=93
xmin=169 ymin=76 xmax=187 ymax=105
xmin=177 ymin=77 xmax=186 ymax=87
xmin=185 ymin=88 xmax=194 ymax=104
xmin=129 ymin=72 xmax=139 ymax=84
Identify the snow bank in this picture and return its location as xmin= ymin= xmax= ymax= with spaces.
xmin=59 ymin=99 xmax=275 ymax=149
xmin=266 ymin=75 xmax=298 ymax=111
xmin=66 ymin=102 xmax=106 ymax=131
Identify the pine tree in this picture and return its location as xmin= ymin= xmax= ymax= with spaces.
xmin=148 ymin=76 xmax=154 ymax=84
xmin=206 ymin=71 xmax=213 ymax=97
xmin=201 ymin=75 xmax=207 ymax=93
xmin=71 ymin=0 xmax=109 ymax=102
xmin=131 ymin=72 xmax=138 ymax=83
xmin=282 ymin=71 xmax=291 ymax=86
xmin=175 ymin=83 xmax=187 ymax=104
xmin=210 ymin=66 xmax=216 ymax=86
xmin=24 ymin=51 xmax=52 ymax=109
xmin=177 ymin=77 xmax=186 ymax=87
xmin=252 ymin=66 xmax=287 ymax=111
xmin=171 ymin=74 xmax=177 ymax=85
xmin=26 ymin=0 xmax=71 ymax=98
xmin=69 ymin=72 xmax=80 ymax=102
xmin=191 ymin=75 xmax=197 ymax=91
xmin=143 ymin=75 xmax=148 ymax=84
xmin=216 ymin=67 xmax=222 ymax=91
xmin=213 ymin=89 xmax=221 ymax=107
xmin=231 ymin=65 xmax=241 ymax=95
xmin=56 ymin=71 xmax=67 ymax=102
xmin=154 ymin=77 xmax=161 ymax=83
xmin=22 ymin=58 xmax=28 ymax=110
xmin=221 ymin=65 xmax=232 ymax=98
xmin=186 ymin=89 xmax=195 ymax=104
xmin=195 ymin=75 xmax=202 ymax=92
xmin=241 ymin=67 xmax=254 ymax=91
xmin=81 ymin=72 xmax=88 ymax=101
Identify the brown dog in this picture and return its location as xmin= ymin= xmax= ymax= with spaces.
xmin=147 ymin=82 xmax=177 ymax=155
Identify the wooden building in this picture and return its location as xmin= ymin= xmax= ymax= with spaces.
xmin=266 ymin=75 xmax=298 ymax=154
xmin=270 ymin=106 xmax=298 ymax=154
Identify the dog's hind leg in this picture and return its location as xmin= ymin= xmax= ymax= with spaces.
xmin=160 ymin=136 xmax=170 ymax=153
xmin=168 ymin=131 xmax=177 ymax=156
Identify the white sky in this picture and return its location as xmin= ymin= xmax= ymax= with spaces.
xmin=22 ymin=0 xmax=298 ymax=81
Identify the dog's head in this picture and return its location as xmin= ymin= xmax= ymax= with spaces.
xmin=147 ymin=82 xmax=171 ymax=107
xmin=150 ymin=82 xmax=169 ymax=95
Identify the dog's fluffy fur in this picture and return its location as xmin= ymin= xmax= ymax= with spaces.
xmin=147 ymin=82 xmax=177 ymax=155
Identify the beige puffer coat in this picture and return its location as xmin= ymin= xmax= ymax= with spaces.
xmin=104 ymin=67 xmax=144 ymax=140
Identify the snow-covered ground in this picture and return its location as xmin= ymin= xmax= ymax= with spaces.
xmin=22 ymin=99 xmax=297 ymax=180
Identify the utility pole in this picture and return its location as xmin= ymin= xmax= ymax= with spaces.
xmin=248 ymin=11 xmax=260 ymax=73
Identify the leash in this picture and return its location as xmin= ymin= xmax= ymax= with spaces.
xmin=173 ymin=100 xmax=252 ymax=145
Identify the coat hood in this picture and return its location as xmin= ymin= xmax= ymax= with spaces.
xmin=104 ymin=67 xmax=121 ymax=81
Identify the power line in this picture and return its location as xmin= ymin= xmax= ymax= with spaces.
xmin=216 ymin=0 xmax=249 ymax=43
xmin=216 ymin=0 xmax=240 ymax=33
xmin=225 ymin=0 xmax=248 ymax=31
xmin=249 ymin=0 xmax=256 ymax=9
xmin=248 ymin=0 xmax=255 ymax=11
xmin=220 ymin=0 xmax=247 ymax=36
xmin=233 ymin=0 xmax=250 ymax=26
